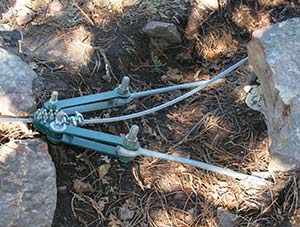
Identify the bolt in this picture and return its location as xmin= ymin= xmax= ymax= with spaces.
xmin=36 ymin=109 xmax=42 ymax=121
xmin=127 ymin=125 xmax=139 ymax=140
xmin=50 ymin=110 xmax=67 ymax=132
xmin=118 ymin=76 xmax=130 ymax=95
xmin=124 ymin=125 xmax=139 ymax=148
xmin=49 ymin=91 xmax=58 ymax=104
xmin=55 ymin=110 xmax=65 ymax=126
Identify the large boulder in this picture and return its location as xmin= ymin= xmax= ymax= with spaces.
xmin=247 ymin=18 xmax=300 ymax=171
xmin=0 ymin=47 xmax=37 ymax=116
xmin=0 ymin=139 xmax=57 ymax=227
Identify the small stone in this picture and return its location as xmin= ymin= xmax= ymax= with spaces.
xmin=160 ymin=75 xmax=168 ymax=82
xmin=0 ymin=24 xmax=13 ymax=31
xmin=16 ymin=13 xmax=34 ymax=25
xmin=49 ymin=0 xmax=64 ymax=13
xmin=245 ymin=85 xmax=265 ymax=113
xmin=143 ymin=21 xmax=182 ymax=49
xmin=72 ymin=180 xmax=94 ymax=194
xmin=217 ymin=208 xmax=238 ymax=227
xmin=15 ymin=7 xmax=35 ymax=25
xmin=97 ymin=163 xmax=111 ymax=178
xmin=120 ymin=206 xmax=135 ymax=221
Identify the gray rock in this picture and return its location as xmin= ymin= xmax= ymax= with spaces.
xmin=217 ymin=208 xmax=238 ymax=227
xmin=0 ymin=139 xmax=57 ymax=227
xmin=49 ymin=0 xmax=64 ymax=13
xmin=0 ymin=48 xmax=37 ymax=116
xmin=15 ymin=8 xmax=35 ymax=26
xmin=2 ymin=0 xmax=35 ymax=25
xmin=22 ymin=25 xmax=93 ymax=70
xmin=143 ymin=21 xmax=182 ymax=48
xmin=247 ymin=18 xmax=300 ymax=171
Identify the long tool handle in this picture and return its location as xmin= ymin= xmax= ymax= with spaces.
xmin=137 ymin=148 xmax=271 ymax=186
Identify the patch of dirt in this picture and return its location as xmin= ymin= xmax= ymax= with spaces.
xmin=1 ymin=0 xmax=300 ymax=227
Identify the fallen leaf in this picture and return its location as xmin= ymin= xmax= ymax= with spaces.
xmin=98 ymin=163 xmax=111 ymax=178
xmin=72 ymin=180 xmax=93 ymax=194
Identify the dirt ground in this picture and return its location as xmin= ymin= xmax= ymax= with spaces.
xmin=1 ymin=0 xmax=300 ymax=226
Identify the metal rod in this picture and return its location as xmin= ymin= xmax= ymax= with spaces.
xmin=83 ymin=57 xmax=248 ymax=124
xmin=131 ymin=80 xmax=212 ymax=99
xmin=137 ymin=147 xmax=270 ymax=186
xmin=0 ymin=117 xmax=33 ymax=123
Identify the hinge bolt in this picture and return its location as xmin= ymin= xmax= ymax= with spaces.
xmin=55 ymin=110 xmax=65 ymax=126
xmin=118 ymin=76 xmax=130 ymax=95
xmin=50 ymin=110 xmax=67 ymax=132
xmin=49 ymin=91 xmax=58 ymax=104
xmin=124 ymin=125 xmax=139 ymax=147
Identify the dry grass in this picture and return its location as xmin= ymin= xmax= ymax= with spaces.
xmin=0 ymin=122 xmax=37 ymax=144
xmin=232 ymin=4 xmax=271 ymax=33
xmin=195 ymin=25 xmax=239 ymax=60
xmin=257 ymin=0 xmax=287 ymax=8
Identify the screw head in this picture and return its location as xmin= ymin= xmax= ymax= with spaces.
xmin=50 ymin=110 xmax=67 ymax=132
xmin=127 ymin=125 xmax=139 ymax=140
xmin=49 ymin=91 xmax=59 ymax=104
xmin=55 ymin=110 xmax=66 ymax=126
xmin=118 ymin=76 xmax=130 ymax=95
xmin=124 ymin=125 xmax=139 ymax=148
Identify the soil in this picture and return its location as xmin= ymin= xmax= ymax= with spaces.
xmin=1 ymin=0 xmax=300 ymax=227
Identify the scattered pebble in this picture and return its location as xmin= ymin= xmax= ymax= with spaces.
xmin=49 ymin=0 xmax=64 ymax=13
xmin=16 ymin=11 xmax=34 ymax=26
xmin=217 ymin=208 xmax=238 ymax=227
xmin=72 ymin=180 xmax=93 ymax=194
xmin=98 ymin=163 xmax=111 ymax=178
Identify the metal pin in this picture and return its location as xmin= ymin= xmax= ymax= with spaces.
xmin=55 ymin=110 xmax=65 ymax=126
xmin=49 ymin=91 xmax=58 ymax=104
xmin=118 ymin=76 xmax=130 ymax=95
xmin=121 ymin=76 xmax=130 ymax=89
xmin=50 ymin=110 xmax=67 ymax=132
xmin=124 ymin=125 xmax=139 ymax=147
xmin=36 ymin=109 xmax=42 ymax=121
xmin=127 ymin=125 xmax=139 ymax=141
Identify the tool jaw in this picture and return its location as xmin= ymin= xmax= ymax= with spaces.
xmin=33 ymin=107 xmax=141 ymax=162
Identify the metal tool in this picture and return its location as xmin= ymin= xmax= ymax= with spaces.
xmin=0 ymin=58 xmax=271 ymax=186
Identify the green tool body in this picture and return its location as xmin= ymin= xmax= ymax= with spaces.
xmin=33 ymin=77 xmax=139 ymax=162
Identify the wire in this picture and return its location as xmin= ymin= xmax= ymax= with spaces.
xmin=82 ymin=57 xmax=248 ymax=124
xmin=131 ymin=80 xmax=212 ymax=99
